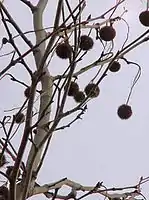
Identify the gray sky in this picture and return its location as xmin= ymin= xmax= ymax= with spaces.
xmin=1 ymin=0 xmax=149 ymax=200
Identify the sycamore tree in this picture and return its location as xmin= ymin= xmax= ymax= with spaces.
xmin=0 ymin=0 xmax=149 ymax=200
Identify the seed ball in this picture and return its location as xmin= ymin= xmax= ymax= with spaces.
xmin=84 ymin=83 xmax=100 ymax=98
xmin=117 ymin=104 xmax=132 ymax=120
xmin=109 ymin=61 xmax=121 ymax=72
xmin=6 ymin=166 xmax=21 ymax=178
xmin=0 ymin=153 xmax=6 ymax=167
xmin=73 ymin=91 xmax=85 ymax=103
xmin=33 ymin=129 xmax=37 ymax=134
xmin=64 ymin=82 xmax=79 ymax=96
xmin=99 ymin=26 xmax=116 ymax=41
xmin=2 ymin=38 xmax=8 ymax=45
xmin=15 ymin=112 xmax=25 ymax=124
xmin=56 ymin=43 xmax=72 ymax=59
xmin=139 ymin=10 xmax=149 ymax=26
xmin=79 ymin=35 xmax=94 ymax=51
xmin=24 ymin=87 xmax=30 ymax=98
xmin=0 ymin=186 xmax=9 ymax=200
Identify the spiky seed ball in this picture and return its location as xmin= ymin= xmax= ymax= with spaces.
xmin=24 ymin=87 xmax=30 ymax=98
xmin=117 ymin=104 xmax=132 ymax=120
xmin=33 ymin=129 xmax=37 ymax=134
xmin=2 ymin=38 xmax=8 ymax=45
xmin=64 ymin=82 xmax=79 ymax=96
xmin=84 ymin=83 xmax=100 ymax=98
xmin=0 ymin=186 xmax=9 ymax=200
xmin=139 ymin=11 xmax=149 ymax=26
xmin=109 ymin=61 xmax=121 ymax=72
xmin=79 ymin=35 xmax=94 ymax=51
xmin=56 ymin=43 xmax=72 ymax=59
xmin=99 ymin=26 xmax=116 ymax=41
xmin=0 ymin=153 xmax=6 ymax=168
xmin=15 ymin=112 xmax=25 ymax=124
xmin=73 ymin=91 xmax=85 ymax=103
xmin=6 ymin=166 xmax=21 ymax=178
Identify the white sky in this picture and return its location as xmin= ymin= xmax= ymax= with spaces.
xmin=1 ymin=1 xmax=149 ymax=200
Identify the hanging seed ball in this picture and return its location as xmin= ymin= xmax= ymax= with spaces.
xmin=56 ymin=43 xmax=72 ymax=59
xmin=33 ymin=129 xmax=37 ymax=134
xmin=99 ymin=26 xmax=116 ymax=41
xmin=24 ymin=87 xmax=30 ymax=98
xmin=79 ymin=35 xmax=94 ymax=51
xmin=84 ymin=83 xmax=100 ymax=98
xmin=15 ymin=112 xmax=25 ymax=124
xmin=0 ymin=186 xmax=9 ymax=200
xmin=0 ymin=153 xmax=6 ymax=168
xmin=109 ymin=61 xmax=121 ymax=72
xmin=73 ymin=91 xmax=85 ymax=103
xmin=2 ymin=38 xmax=8 ymax=45
xmin=64 ymin=81 xmax=79 ymax=96
xmin=139 ymin=10 xmax=149 ymax=26
xmin=6 ymin=166 xmax=21 ymax=178
xmin=117 ymin=104 xmax=132 ymax=120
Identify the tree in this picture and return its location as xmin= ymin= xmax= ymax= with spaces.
xmin=0 ymin=0 xmax=148 ymax=200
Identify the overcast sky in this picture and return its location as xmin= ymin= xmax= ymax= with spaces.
xmin=1 ymin=1 xmax=149 ymax=200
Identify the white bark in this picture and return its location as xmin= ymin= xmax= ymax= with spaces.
xmin=21 ymin=0 xmax=53 ymax=199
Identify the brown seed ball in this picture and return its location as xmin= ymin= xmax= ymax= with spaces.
xmin=2 ymin=38 xmax=8 ymax=45
xmin=0 ymin=153 xmax=6 ymax=168
xmin=79 ymin=35 xmax=94 ymax=51
xmin=109 ymin=61 xmax=121 ymax=72
xmin=99 ymin=26 xmax=116 ymax=41
xmin=73 ymin=91 xmax=85 ymax=103
xmin=64 ymin=82 xmax=79 ymax=96
xmin=139 ymin=10 xmax=149 ymax=26
xmin=56 ymin=43 xmax=72 ymax=59
xmin=84 ymin=83 xmax=100 ymax=98
xmin=0 ymin=186 xmax=9 ymax=200
xmin=15 ymin=112 xmax=25 ymax=124
xmin=6 ymin=166 xmax=21 ymax=178
xmin=117 ymin=104 xmax=132 ymax=120
xmin=24 ymin=87 xmax=30 ymax=98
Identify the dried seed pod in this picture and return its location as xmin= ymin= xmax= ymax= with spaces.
xmin=2 ymin=38 xmax=8 ymax=45
xmin=56 ymin=43 xmax=72 ymax=59
xmin=79 ymin=35 xmax=94 ymax=51
xmin=99 ymin=26 xmax=116 ymax=41
xmin=6 ymin=166 xmax=21 ymax=178
xmin=33 ymin=129 xmax=37 ymax=134
xmin=84 ymin=83 xmax=100 ymax=98
xmin=109 ymin=61 xmax=121 ymax=72
xmin=73 ymin=91 xmax=85 ymax=103
xmin=64 ymin=82 xmax=79 ymax=96
xmin=24 ymin=87 xmax=30 ymax=98
xmin=0 ymin=186 xmax=9 ymax=200
xmin=0 ymin=153 xmax=6 ymax=168
xmin=139 ymin=10 xmax=149 ymax=26
xmin=15 ymin=112 xmax=25 ymax=124
xmin=117 ymin=104 xmax=132 ymax=120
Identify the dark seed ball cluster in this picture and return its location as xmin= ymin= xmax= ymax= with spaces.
xmin=73 ymin=91 xmax=85 ymax=103
xmin=139 ymin=10 xmax=149 ymax=26
xmin=99 ymin=26 xmax=116 ymax=41
xmin=64 ymin=82 xmax=79 ymax=96
xmin=79 ymin=35 xmax=94 ymax=51
xmin=109 ymin=61 xmax=121 ymax=72
xmin=56 ymin=43 xmax=72 ymax=59
xmin=24 ymin=87 xmax=31 ymax=98
xmin=117 ymin=104 xmax=132 ymax=120
xmin=84 ymin=83 xmax=100 ymax=98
